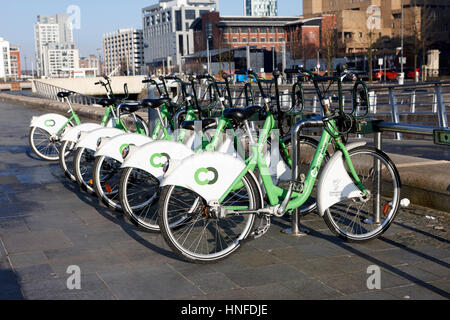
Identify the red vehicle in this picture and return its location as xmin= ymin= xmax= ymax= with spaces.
xmin=406 ymin=68 xmax=421 ymax=79
xmin=373 ymin=69 xmax=399 ymax=81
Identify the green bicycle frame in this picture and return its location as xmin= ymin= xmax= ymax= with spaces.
xmin=219 ymin=112 xmax=367 ymax=213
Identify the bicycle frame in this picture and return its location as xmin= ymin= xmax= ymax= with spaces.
xmin=219 ymin=111 xmax=367 ymax=214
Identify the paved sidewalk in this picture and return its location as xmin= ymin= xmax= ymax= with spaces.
xmin=0 ymin=99 xmax=449 ymax=300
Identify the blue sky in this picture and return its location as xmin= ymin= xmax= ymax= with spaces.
xmin=0 ymin=0 xmax=302 ymax=70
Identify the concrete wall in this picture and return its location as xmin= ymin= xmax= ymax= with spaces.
xmin=32 ymin=76 xmax=148 ymax=96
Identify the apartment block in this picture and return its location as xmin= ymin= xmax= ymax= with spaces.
xmin=34 ymin=14 xmax=79 ymax=78
xmin=103 ymin=29 xmax=144 ymax=76
xmin=9 ymin=45 xmax=21 ymax=78
xmin=0 ymin=37 xmax=11 ymax=79
xmin=142 ymin=0 xmax=218 ymax=72
xmin=244 ymin=0 xmax=278 ymax=17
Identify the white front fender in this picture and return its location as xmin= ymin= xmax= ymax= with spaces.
xmin=75 ymin=128 xmax=126 ymax=151
xmin=94 ymin=133 xmax=153 ymax=163
xmin=61 ymin=123 xmax=104 ymax=143
xmin=121 ymin=140 xmax=194 ymax=182
xmin=317 ymin=142 xmax=367 ymax=216
xmin=161 ymin=152 xmax=247 ymax=203
xmin=30 ymin=114 xmax=70 ymax=136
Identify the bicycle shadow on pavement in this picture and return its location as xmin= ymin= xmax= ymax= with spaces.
xmin=294 ymin=221 xmax=450 ymax=299
xmin=57 ymin=176 xmax=184 ymax=263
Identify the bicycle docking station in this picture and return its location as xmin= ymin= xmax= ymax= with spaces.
xmin=281 ymin=116 xmax=325 ymax=237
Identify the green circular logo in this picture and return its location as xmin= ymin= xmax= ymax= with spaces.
xmin=150 ymin=153 xmax=170 ymax=168
xmin=45 ymin=120 xmax=56 ymax=127
xmin=194 ymin=167 xmax=219 ymax=186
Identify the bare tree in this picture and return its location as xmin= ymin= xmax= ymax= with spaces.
xmin=321 ymin=16 xmax=338 ymax=75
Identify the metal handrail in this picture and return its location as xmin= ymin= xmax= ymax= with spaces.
xmin=33 ymin=80 xmax=99 ymax=106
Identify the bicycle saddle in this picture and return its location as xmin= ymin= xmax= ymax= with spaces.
xmin=57 ymin=91 xmax=73 ymax=98
xmin=141 ymin=98 xmax=170 ymax=109
xmin=181 ymin=118 xmax=217 ymax=131
xmin=119 ymin=102 xmax=142 ymax=114
xmin=223 ymin=106 xmax=263 ymax=125
xmin=97 ymin=98 xmax=119 ymax=107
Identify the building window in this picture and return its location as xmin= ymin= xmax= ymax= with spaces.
xmin=185 ymin=10 xmax=195 ymax=20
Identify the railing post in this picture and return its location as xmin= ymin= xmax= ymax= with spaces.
xmin=373 ymin=131 xmax=382 ymax=224
xmin=369 ymin=91 xmax=377 ymax=114
xmin=435 ymin=83 xmax=448 ymax=128
xmin=410 ymin=89 xmax=416 ymax=113
xmin=389 ymin=87 xmax=402 ymax=140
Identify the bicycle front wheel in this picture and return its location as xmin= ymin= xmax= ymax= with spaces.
xmin=73 ymin=147 xmax=97 ymax=195
xmin=59 ymin=140 xmax=77 ymax=182
xmin=93 ymin=156 xmax=123 ymax=211
xmin=158 ymin=172 xmax=262 ymax=263
xmin=119 ymin=167 xmax=161 ymax=231
xmin=323 ymin=147 xmax=401 ymax=242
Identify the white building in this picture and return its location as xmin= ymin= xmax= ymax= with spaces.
xmin=42 ymin=43 xmax=79 ymax=78
xmin=142 ymin=0 xmax=219 ymax=72
xmin=0 ymin=37 xmax=11 ymax=79
xmin=34 ymin=14 xmax=79 ymax=78
xmin=103 ymin=29 xmax=144 ymax=76
xmin=245 ymin=0 xmax=277 ymax=17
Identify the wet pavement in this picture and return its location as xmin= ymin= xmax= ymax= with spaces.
xmin=0 ymin=100 xmax=449 ymax=300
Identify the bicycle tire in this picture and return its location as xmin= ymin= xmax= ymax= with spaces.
xmin=322 ymin=147 xmax=401 ymax=242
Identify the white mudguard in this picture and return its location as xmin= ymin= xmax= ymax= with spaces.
xmin=94 ymin=133 xmax=153 ymax=163
xmin=161 ymin=152 xmax=247 ymax=203
xmin=30 ymin=113 xmax=71 ymax=136
xmin=75 ymin=128 xmax=125 ymax=151
xmin=317 ymin=142 xmax=367 ymax=216
xmin=121 ymin=140 xmax=194 ymax=182
xmin=61 ymin=123 xmax=103 ymax=143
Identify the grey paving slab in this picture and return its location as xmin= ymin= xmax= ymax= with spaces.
xmin=331 ymin=290 xmax=398 ymax=300
xmin=0 ymin=218 xmax=29 ymax=236
xmin=19 ymin=273 xmax=116 ymax=300
xmin=98 ymin=266 xmax=203 ymax=300
xmin=384 ymin=284 xmax=449 ymax=300
xmin=186 ymin=288 xmax=257 ymax=300
xmin=14 ymin=263 xmax=58 ymax=284
xmin=232 ymin=248 xmax=282 ymax=268
xmin=245 ymin=283 xmax=304 ymax=300
xmin=281 ymin=277 xmax=344 ymax=300
xmin=9 ymin=251 xmax=48 ymax=269
xmin=1 ymin=229 xmax=73 ymax=254
xmin=187 ymin=272 xmax=239 ymax=294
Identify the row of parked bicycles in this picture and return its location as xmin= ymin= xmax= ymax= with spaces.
xmin=28 ymin=65 xmax=404 ymax=263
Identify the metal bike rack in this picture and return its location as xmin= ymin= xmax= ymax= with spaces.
xmin=282 ymin=118 xmax=449 ymax=236
xmin=282 ymin=117 xmax=325 ymax=236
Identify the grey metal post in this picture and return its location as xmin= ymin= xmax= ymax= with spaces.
xmin=374 ymin=131 xmax=382 ymax=224
xmin=389 ymin=87 xmax=402 ymax=140
xmin=435 ymin=84 xmax=448 ymax=128
xmin=410 ymin=89 xmax=416 ymax=113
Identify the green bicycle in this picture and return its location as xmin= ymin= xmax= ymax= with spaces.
xmin=58 ymin=76 xmax=148 ymax=183
xmin=157 ymin=65 xmax=402 ymax=263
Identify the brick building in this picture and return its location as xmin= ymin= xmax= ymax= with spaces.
xmin=9 ymin=45 xmax=21 ymax=78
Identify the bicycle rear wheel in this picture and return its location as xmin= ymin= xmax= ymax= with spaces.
xmin=323 ymin=147 xmax=401 ymax=241
xmin=29 ymin=126 xmax=63 ymax=161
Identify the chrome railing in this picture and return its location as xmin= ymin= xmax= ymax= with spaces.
xmin=33 ymin=80 xmax=99 ymax=106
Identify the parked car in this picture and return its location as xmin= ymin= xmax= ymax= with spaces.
xmin=405 ymin=68 xmax=421 ymax=79
xmin=347 ymin=68 xmax=369 ymax=81
xmin=373 ymin=69 xmax=399 ymax=81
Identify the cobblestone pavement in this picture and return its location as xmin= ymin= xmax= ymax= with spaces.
xmin=0 ymin=100 xmax=448 ymax=300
